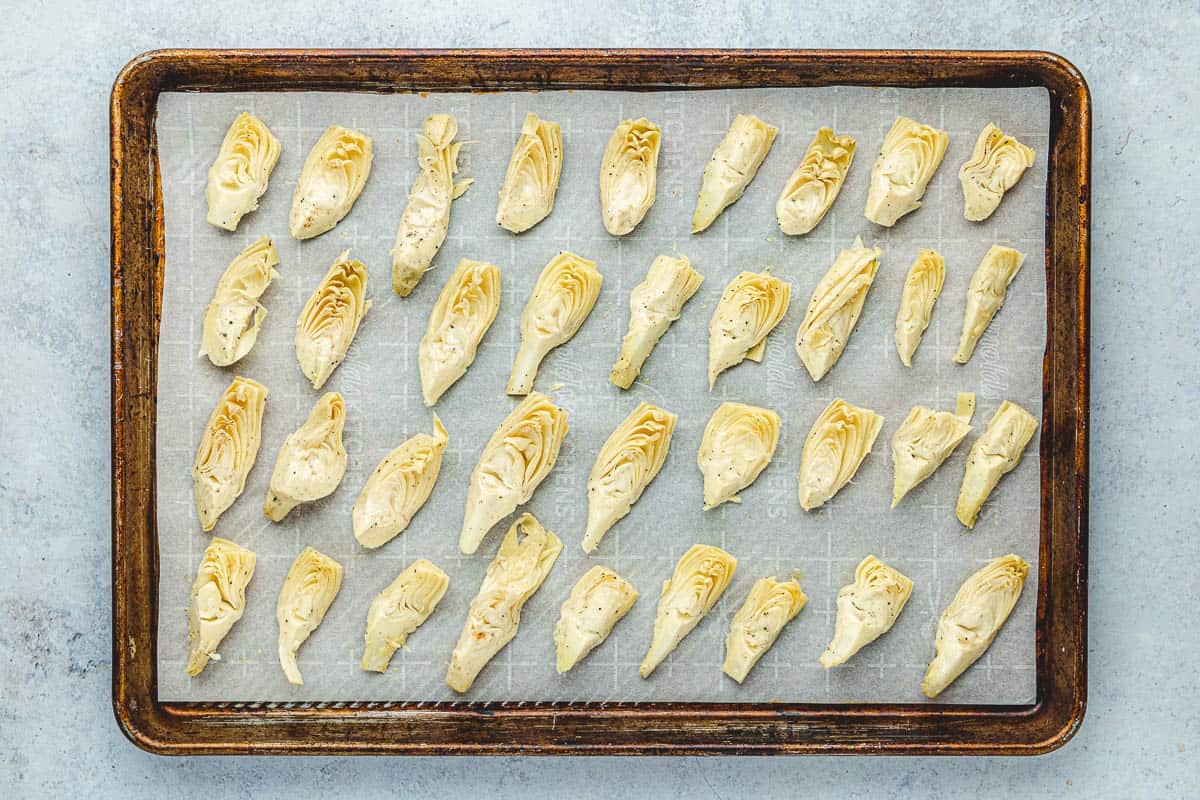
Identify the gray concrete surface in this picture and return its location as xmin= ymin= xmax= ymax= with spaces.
xmin=1 ymin=1 xmax=1196 ymax=796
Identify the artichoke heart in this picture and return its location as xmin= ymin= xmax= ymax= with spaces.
xmin=361 ymin=559 xmax=449 ymax=673
xmin=277 ymin=547 xmax=343 ymax=686
xmin=610 ymin=254 xmax=703 ymax=389
xmin=507 ymin=251 xmax=602 ymax=396
xmin=459 ymin=393 xmax=570 ymax=555
xmin=496 ymin=112 xmax=563 ymax=233
xmin=960 ymin=123 xmax=1036 ymax=221
xmin=186 ymin=537 xmax=256 ymax=676
xmin=895 ymin=248 xmax=946 ymax=367
xmin=795 ymin=237 xmax=881 ymax=381
xmin=446 ymin=513 xmax=562 ymax=693
xmin=583 ymin=402 xmax=677 ymax=553
xmin=391 ymin=114 xmax=473 ymax=297
xmin=864 ymin=116 xmax=948 ymax=227
xmin=554 ymin=566 xmax=639 ymax=672
xmin=692 ymin=114 xmax=778 ymax=233
xmin=776 ymin=127 xmax=856 ymax=235
xmin=600 ymin=117 xmax=661 ymax=235
xmin=955 ymin=400 xmax=1038 ymax=528
xmin=289 ymin=125 xmax=372 ymax=239
xmin=295 ymin=250 xmax=371 ymax=390
xmin=723 ymin=576 xmax=806 ymax=683
xmin=954 ymin=245 xmax=1026 ymax=364
xmin=697 ymin=402 xmax=781 ymax=510
xmin=199 ymin=236 xmax=280 ymax=367
xmin=353 ymin=416 xmax=449 ymax=549
xmin=891 ymin=392 xmax=975 ymax=507
xmin=819 ymin=556 xmax=912 ymax=668
xmin=263 ymin=392 xmax=348 ymax=522
xmin=798 ymin=398 xmax=884 ymax=511
xmin=707 ymin=270 xmax=791 ymax=389
xmin=205 ymin=112 xmax=281 ymax=232
xmin=921 ymin=554 xmax=1030 ymax=698
xmin=419 ymin=259 xmax=502 ymax=406
xmin=193 ymin=376 xmax=268 ymax=531
xmin=640 ymin=544 xmax=737 ymax=678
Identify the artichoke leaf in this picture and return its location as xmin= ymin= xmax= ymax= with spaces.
xmin=776 ymin=127 xmax=855 ymax=235
xmin=610 ymin=254 xmax=703 ymax=389
xmin=361 ymin=559 xmax=449 ymax=673
xmin=600 ymin=117 xmax=661 ymax=235
xmin=277 ymin=547 xmax=343 ymax=686
xmin=640 ymin=545 xmax=737 ymax=678
xmin=891 ymin=392 xmax=975 ymax=507
xmin=723 ymin=576 xmax=806 ymax=683
xmin=295 ymin=250 xmax=371 ymax=390
xmin=199 ymin=236 xmax=280 ymax=367
xmin=894 ymin=249 xmax=946 ymax=367
xmin=353 ymin=416 xmax=449 ymax=549
xmin=419 ymin=259 xmax=502 ymax=406
xmin=707 ymin=270 xmax=791 ymax=389
xmin=496 ymin=112 xmax=563 ymax=233
xmin=554 ymin=566 xmax=639 ymax=672
xmin=955 ymin=401 xmax=1038 ymax=528
xmin=819 ymin=556 xmax=912 ymax=667
xmin=697 ymin=402 xmax=781 ymax=510
xmin=205 ymin=112 xmax=281 ymax=231
xmin=289 ymin=125 xmax=372 ymax=240
xmin=794 ymin=236 xmax=881 ymax=381
xmin=692 ymin=114 xmax=778 ymax=233
xmin=864 ymin=116 xmax=948 ymax=226
xmin=797 ymin=398 xmax=884 ymax=511
xmin=193 ymin=376 xmax=268 ymax=531
xmin=959 ymin=123 xmax=1036 ymax=221
xmin=186 ymin=537 xmax=256 ymax=676
xmin=954 ymin=245 xmax=1025 ymax=364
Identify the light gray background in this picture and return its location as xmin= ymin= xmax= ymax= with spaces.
xmin=1 ymin=0 xmax=1195 ymax=796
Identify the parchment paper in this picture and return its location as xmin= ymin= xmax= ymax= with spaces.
xmin=156 ymin=86 xmax=1047 ymax=704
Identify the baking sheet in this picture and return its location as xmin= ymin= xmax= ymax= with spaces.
xmin=155 ymin=87 xmax=1047 ymax=704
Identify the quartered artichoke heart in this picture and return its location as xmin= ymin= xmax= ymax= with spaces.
xmin=640 ymin=544 xmax=737 ymax=678
xmin=895 ymin=248 xmax=946 ymax=367
xmin=554 ymin=565 xmax=639 ymax=673
xmin=205 ymin=112 xmax=281 ymax=232
xmin=459 ymin=392 xmax=570 ymax=555
xmin=955 ymin=400 xmax=1038 ymax=528
xmin=419 ymin=259 xmax=502 ymax=406
xmin=352 ymin=416 xmax=449 ymax=549
xmin=295 ymin=250 xmax=371 ymax=390
xmin=776 ymin=127 xmax=856 ymax=235
xmin=361 ymin=558 xmax=449 ymax=673
xmin=600 ymin=117 xmax=661 ymax=236
xmin=199 ymin=236 xmax=280 ymax=368
xmin=186 ymin=537 xmax=256 ymax=677
xmin=722 ymin=576 xmax=806 ymax=684
xmin=263 ymin=392 xmax=348 ymax=521
xmin=495 ymin=112 xmax=563 ymax=233
xmin=795 ymin=236 xmax=881 ymax=381
xmin=707 ymin=270 xmax=791 ymax=389
xmin=954 ymin=245 xmax=1025 ymax=364
xmin=864 ymin=116 xmax=949 ymax=227
xmin=697 ymin=402 xmax=781 ymax=510
xmin=582 ymin=402 xmax=677 ymax=553
xmin=797 ymin=398 xmax=884 ymax=511
xmin=819 ymin=555 xmax=912 ymax=668
xmin=692 ymin=114 xmax=778 ymax=233
xmin=289 ymin=124 xmax=373 ymax=240
xmin=891 ymin=392 xmax=976 ymax=507
xmin=610 ymin=254 xmax=703 ymax=389
xmin=446 ymin=513 xmax=562 ymax=693
xmin=507 ymin=251 xmax=602 ymax=396
xmin=921 ymin=554 xmax=1030 ymax=698
xmin=277 ymin=546 xmax=343 ymax=686
xmin=193 ymin=376 xmax=268 ymax=531
xmin=960 ymin=123 xmax=1036 ymax=222
xmin=391 ymin=114 xmax=473 ymax=297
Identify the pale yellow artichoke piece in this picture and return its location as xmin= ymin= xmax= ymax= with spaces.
xmin=205 ymin=112 xmax=281 ymax=232
xmin=193 ymin=376 xmax=268 ymax=531
xmin=199 ymin=236 xmax=280 ymax=367
xmin=446 ymin=513 xmax=562 ymax=692
xmin=277 ymin=547 xmax=343 ymax=686
xmin=960 ymin=123 xmax=1036 ymax=222
xmin=496 ymin=112 xmax=563 ymax=233
xmin=289 ymin=125 xmax=372 ymax=240
xmin=263 ymin=392 xmax=347 ymax=521
xmin=707 ymin=270 xmax=791 ymax=389
xmin=697 ymin=402 xmax=781 ymax=510
xmin=554 ymin=566 xmax=639 ymax=672
xmin=954 ymin=245 xmax=1026 ymax=364
xmin=361 ymin=559 xmax=449 ymax=673
xmin=894 ymin=249 xmax=946 ymax=367
xmin=507 ymin=251 xmax=602 ymax=395
xmin=891 ymin=393 xmax=975 ymax=507
xmin=864 ymin=116 xmax=948 ymax=226
xmin=391 ymin=114 xmax=472 ymax=297
xmin=295 ymin=250 xmax=371 ymax=389
xmin=819 ymin=556 xmax=912 ymax=668
xmin=776 ymin=127 xmax=856 ymax=235
xmin=610 ymin=254 xmax=703 ymax=389
xmin=692 ymin=114 xmax=778 ymax=233
xmin=922 ymin=554 xmax=1030 ymax=698
xmin=795 ymin=237 xmax=881 ymax=381
xmin=723 ymin=576 xmax=806 ymax=683
xmin=459 ymin=393 xmax=570 ymax=555
xmin=419 ymin=259 xmax=502 ymax=406
xmin=583 ymin=402 xmax=677 ymax=553
xmin=186 ymin=537 xmax=256 ymax=676
xmin=955 ymin=401 xmax=1038 ymax=528
xmin=353 ymin=416 xmax=448 ymax=549
xmin=640 ymin=544 xmax=737 ymax=677
xmin=797 ymin=398 xmax=884 ymax=511
xmin=600 ymin=117 xmax=661 ymax=235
